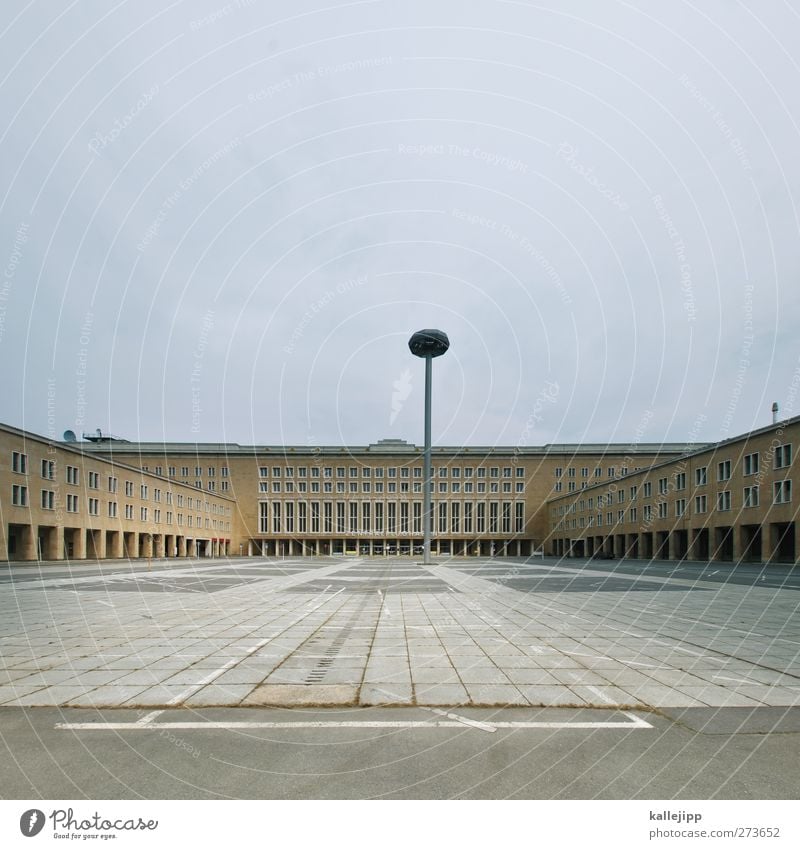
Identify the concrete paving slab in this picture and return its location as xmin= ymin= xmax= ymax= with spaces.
xmin=464 ymin=684 xmax=529 ymax=705
xmin=413 ymin=683 xmax=470 ymax=705
xmin=359 ymin=685 xmax=414 ymax=705
xmin=183 ymin=685 xmax=256 ymax=707
xmin=517 ymin=685 xmax=589 ymax=706
xmin=242 ymin=684 xmax=358 ymax=706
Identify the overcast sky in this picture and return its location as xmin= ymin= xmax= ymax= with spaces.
xmin=1 ymin=1 xmax=799 ymax=450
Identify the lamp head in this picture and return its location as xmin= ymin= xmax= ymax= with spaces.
xmin=408 ymin=328 xmax=449 ymax=358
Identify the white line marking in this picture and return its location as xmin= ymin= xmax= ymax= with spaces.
xmin=585 ymin=686 xmax=617 ymax=706
xmin=56 ymin=716 xmax=653 ymax=731
xmin=420 ymin=707 xmax=497 ymax=732
xmin=135 ymin=710 xmax=164 ymax=725
xmin=712 ymin=675 xmax=759 ymax=685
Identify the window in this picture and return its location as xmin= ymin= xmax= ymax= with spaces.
xmin=717 ymin=491 xmax=731 ymax=511
xmin=108 ymin=476 xmax=118 ymax=493
xmin=503 ymin=467 xmax=512 ymax=478
xmin=743 ymin=453 xmax=758 ymax=476
xmin=629 ymin=506 xmax=637 ymax=522
xmin=11 ymin=484 xmax=28 ymax=506
xmin=554 ymin=481 xmax=562 ymax=492
xmin=695 ymin=466 xmax=707 ymax=486
xmin=66 ymin=493 xmax=79 ymax=512
xmin=630 ymin=485 xmax=637 ymax=499
xmin=41 ymin=459 xmax=55 ymax=480
xmin=501 ymin=502 xmax=511 ymax=533
xmin=675 ymin=498 xmax=686 ymax=516
xmin=476 ymin=503 xmax=486 ymax=533
xmin=643 ymin=505 xmax=652 ymax=521
xmin=581 ymin=467 xmax=588 ymax=478
xmin=362 ymin=502 xmax=371 ymax=532
xmin=774 ymin=444 xmax=792 ymax=469
xmin=675 ymin=472 xmax=686 ymax=490
xmin=717 ymin=460 xmax=731 ymax=482
xmin=140 ymin=485 xmax=148 ymax=499
xmin=169 ymin=466 xmax=176 ymax=477
xmin=41 ymin=489 xmax=55 ymax=509
xmin=568 ymin=482 xmax=575 ymax=492
xmin=643 ymin=482 xmax=652 ymax=497
xmin=413 ymin=502 xmax=422 ymax=533
xmin=12 ymin=451 xmax=28 ymax=474
xmin=438 ymin=467 xmax=447 ymax=478
xmin=181 ymin=466 xmax=189 ymax=477
xmin=374 ymin=502 xmax=383 ymax=533
xmin=554 ymin=467 xmax=562 ymax=478
xmin=594 ymin=467 xmax=602 ymax=478
xmin=515 ymin=482 xmax=523 ymax=493
xmin=125 ymin=504 xmax=134 ymax=520
xmin=125 ymin=481 xmax=133 ymax=496
xmin=88 ymin=497 xmax=99 ymax=516
xmin=743 ymin=485 xmax=759 ymax=508
xmin=515 ymin=502 xmax=524 ymax=532
xmin=774 ymin=480 xmax=792 ymax=504
xmin=285 ymin=502 xmax=295 ymax=533
xmin=311 ymin=502 xmax=320 ymax=533
xmin=568 ymin=468 xmax=575 ymax=478
xmin=140 ymin=507 xmax=148 ymax=521
xmin=272 ymin=481 xmax=281 ymax=493
xmin=66 ymin=465 xmax=79 ymax=485
xmin=658 ymin=477 xmax=668 ymax=494
xmin=694 ymin=494 xmax=707 ymax=514
xmin=608 ymin=468 xmax=615 ymax=478
xmin=658 ymin=502 xmax=667 ymax=518
xmin=154 ymin=466 xmax=162 ymax=476
xmin=617 ymin=490 xmax=625 ymax=503
xmin=272 ymin=502 xmax=282 ymax=533
xmin=489 ymin=501 xmax=498 ymax=533
xmin=108 ymin=501 xmax=117 ymax=518
xmin=259 ymin=466 xmax=269 ymax=477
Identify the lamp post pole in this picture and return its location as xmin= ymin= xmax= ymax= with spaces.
xmin=408 ymin=329 xmax=450 ymax=565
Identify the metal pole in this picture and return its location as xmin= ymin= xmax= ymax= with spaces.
xmin=423 ymin=354 xmax=433 ymax=564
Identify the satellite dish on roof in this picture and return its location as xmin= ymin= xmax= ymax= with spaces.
xmin=63 ymin=430 xmax=77 ymax=442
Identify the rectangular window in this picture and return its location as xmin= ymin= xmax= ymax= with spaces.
xmin=413 ymin=502 xmax=422 ymax=534
xmin=108 ymin=476 xmax=118 ymax=493
xmin=675 ymin=472 xmax=686 ymax=491
xmin=743 ymin=485 xmax=759 ymax=508
xmin=400 ymin=502 xmax=409 ymax=533
xmin=643 ymin=505 xmax=652 ymax=521
xmin=88 ymin=497 xmax=99 ymax=516
xmin=285 ymin=502 xmax=295 ymax=532
xmin=349 ymin=502 xmax=358 ymax=533
xmin=140 ymin=507 xmax=148 ymax=521
xmin=695 ymin=466 xmax=707 ymax=486
xmin=554 ymin=467 xmax=562 ymax=478
xmin=717 ymin=460 xmax=731 ymax=482
xmin=476 ymin=502 xmax=486 ymax=533
xmin=630 ymin=485 xmax=637 ymax=499
xmin=374 ymin=502 xmax=383 ymax=533
xmin=259 ymin=466 xmax=269 ymax=477
xmin=515 ymin=502 xmax=524 ymax=532
xmin=658 ymin=477 xmax=668 ymax=495
xmin=629 ymin=506 xmax=637 ymax=522
xmin=657 ymin=502 xmax=667 ymax=518
xmin=451 ymin=501 xmax=460 ymax=533
xmin=11 ymin=484 xmax=28 ymax=506
xmin=743 ymin=453 xmax=759 ymax=476
xmin=336 ymin=502 xmax=345 ymax=533
xmin=323 ymin=502 xmax=332 ymax=533
xmin=643 ymin=482 xmax=652 ymax=497
xmin=695 ymin=494 xmax=707 ymax=514
xmin=775 ymin=444 xmax=792 ymax=469
xmin=41 ymin=489 xmax=55 ymax=510
xmin=581 ymin=467 xmax=588 ymax=478
xmin=501 ymin=502 xmax=511 ymax=533
xmin=463 ymin=502 xmax=473 ymax=533
xmin=66 ymin=465 xmax=79 ymax=485
xmin=489 ymin=502 xmax=499 ymax=533
xmin=259 ymin=502 xmax=269 ymax=534
xmin=125 ymin=504 xmax=134 ymax=520
xmin=108 ymin=501 xmax=117 ymax=518
xmin=388 ymin=502 xmax=397 ymax=533
xmin=362 ymin=502 xmax=371 ymax=533
xmin=298 ymin=502 xmax=307 ymax=533
xmin=41 ymin=459 xmax=55 ymax=480
xmin=311 ymin=502 xmax=320 ymax=533
xmin=675 ymin=498 xmax=686 ymax=517
xmin=717 ymin=490 xmax=731 ymax=511
xmin=272 ymin=502 xmax=281 ymax=533
xmin=568 ymin=468 xmax=575 ymax=478
xmin=773 ymin=480 xmax=792 ymax=504
xmin=12 ymin=451 xmax=28 ymax=474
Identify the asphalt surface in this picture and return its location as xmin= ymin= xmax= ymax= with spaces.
xmin=1 ymin=554 xmax=798 ymax=799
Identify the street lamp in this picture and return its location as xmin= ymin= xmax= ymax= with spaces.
xmin=408 ymin=329 xmax=450 ymax=564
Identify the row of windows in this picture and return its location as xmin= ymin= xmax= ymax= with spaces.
xmin=554 ymin=482 xmax=792 ymax=530
xmin=257 ymin=479 xmax=525 ymax=494
xmin=258 ymin=500 xmax=526 ymax=535
xmin=11 ymin=452 xmax=232 ymax=514
xmin=142 ymin=465 xmax=230 ymax=478
xmin=555 ymin=466 xmax=633 ymax=478
xmin=256 ymin=465 xmax=526 ymax=479
xmin=9 ymin=484 xmax=229 ymax=517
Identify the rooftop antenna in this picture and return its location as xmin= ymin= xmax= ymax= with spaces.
xmin=772 ymin=402 xmax=779 ymax=424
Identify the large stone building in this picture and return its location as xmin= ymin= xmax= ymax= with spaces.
xmin=1 ymin=415 xmax=797 ymax=564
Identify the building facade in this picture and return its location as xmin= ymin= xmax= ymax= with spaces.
xmin=2 ymin=416 xmax=796 ymax=565
xmin=0 ymin=423 xmax=234 ymax=562
xmin=548 ymin=416 xmax=799 ymax=564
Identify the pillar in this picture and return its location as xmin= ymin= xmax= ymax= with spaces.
xmin=20 ymin=525 xmax=37 ymax=561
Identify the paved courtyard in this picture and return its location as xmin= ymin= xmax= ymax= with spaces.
xmin=1 ymin=555 xmax=798 ymax=711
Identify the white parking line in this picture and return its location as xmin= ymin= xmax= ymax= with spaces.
xmin=56 ymin=714 xmax=653 ymax=731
